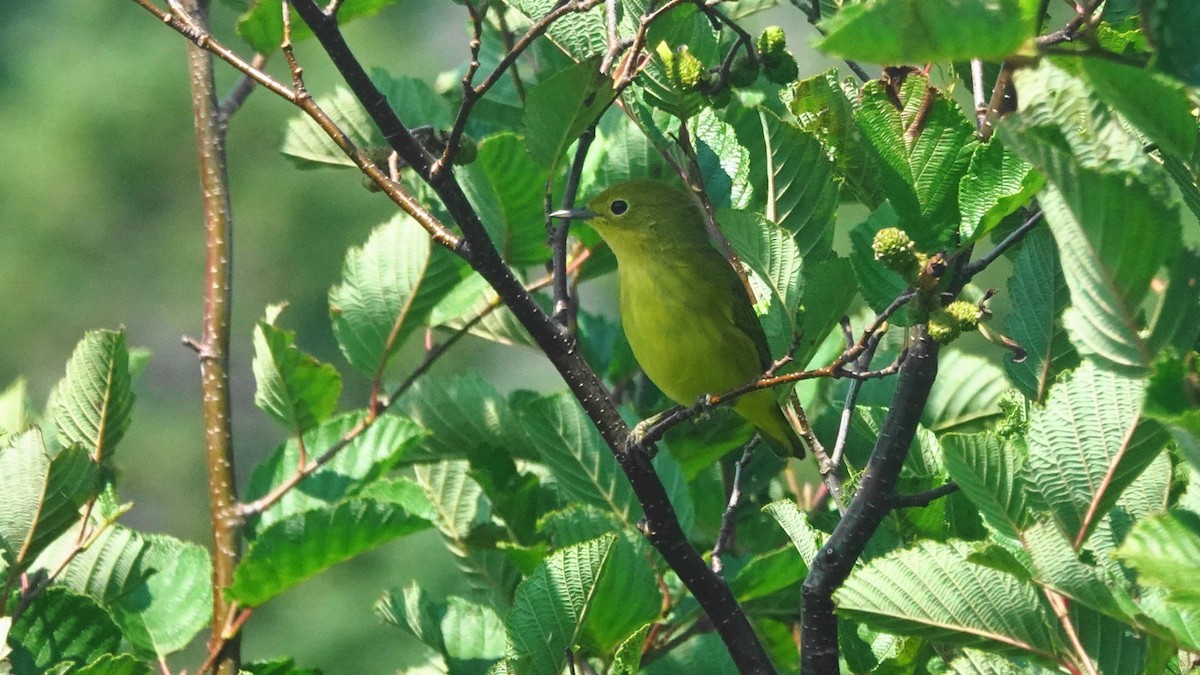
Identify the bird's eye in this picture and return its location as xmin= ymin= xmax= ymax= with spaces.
xmin=610 ymin=199 xmax=629 ymax=216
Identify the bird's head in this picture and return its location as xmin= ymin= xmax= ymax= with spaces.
xmin=550 ymin=179 xmax=707 ymax=253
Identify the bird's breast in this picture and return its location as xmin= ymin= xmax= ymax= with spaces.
xmin=616 ymin=256 xmax=763 ymax=406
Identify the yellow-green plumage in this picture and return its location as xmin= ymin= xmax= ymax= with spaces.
xmin=580 ymin=179 xmax=804 ymax=458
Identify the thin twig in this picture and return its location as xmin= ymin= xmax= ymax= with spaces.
xmin=711 ymin=439 xmax=757 ymax=574
xmin=964 ymin=209 xmax=1044 ymax=279
xmin=549 ymin=121 xmax=600 ymax=327
xmin=435 ymin=0 xmax=486 ymax=177
xmin=217 ymin=53 xmax=267 ymax=128
xmin=970 ymin=59 xmax=987 ymax=134
xmin=127 ymin=0 xmax=463 ymax=251
xmin=1036 ymin=0 xmax=1104 ymax=47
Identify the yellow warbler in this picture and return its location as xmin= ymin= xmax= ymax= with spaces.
xmin=553 ymin=179 xmax=805 ymax=458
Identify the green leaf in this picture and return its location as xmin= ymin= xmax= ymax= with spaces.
xmin=580 ymin=533 xmax=660 ymax=655
xmin=958 ymin=141 xmax=1043 ymax=242
xmin=854 ymin=76 xmax=978 ymax=246
xmin=1022 ymin=520 xmax=1141 ymax=624
xmin=236 ymin=0 xmax=401 ymax=54
xmin=1148 ymin=0 xmax=1200 ymax=86
xmin=6 ymin=587 xmax=122 ymax=675
xmin=397 ymin=373 xmax=530 ymax=462
xmin=519 ymin=394 xmax=638 ymax=529
xmin=53 ymin=329 xmax=133 ymax=464
xmin=729 ymin=106 xmax=840 ymax=260
xmin=73 ymin=654 xmax=152 ymax=675
xmin=281 ymin=86 xmax=379 ymax=169
xmin=793 ymin=256 xmax=857 ymax=370
xmin=582 ymin=112 xmax=669 ymax=193
xmin=504 ymin=535 xmax=616 ymax=675
xmin=500 ymin=0 xmax=608 ymax=60
xmin=1003 ymin=228 xmax=1078 ymax=403
xmin=229 ymin=499 xmax=430 ymax=606
xmin=763 ymin=499 xmax=824 ymax=567
xmin=791 ymin=70 xmax=886 ymax=208
xmin=0 ymin=431 xmax=98 ymax=572
xmin=693 ymin=107 xmax=752 ymax=210
xmin=458 ymin=133 xmax=552 ymax=265
xmin=921 ymin=349 xmax=1008 ymax=433
xmin=329 ymin=213 xmax=464 ymax=376
xmin=522 ymin=56 xmax=615 ymax=168
xmin=31 ymin=524 xmax=211 ymax=659
xmin=1118 ymin=510 xmax=1200 ymax=608
xmin=1071 ymin=604 xmax=1146 ymax=675
xmin=378 ymin=586 xmax=505 ymax=675
xmin=428 ymin=273 xmax=538 ymax=350
xmin=414 ymin=460 xmax=521 ymax=603
xmin=252 ymin=303 xmax=341 ymax=434
xmin=110 ymin=535 xmax=212 ymax=658
xmin=1025 ymin=361 xmax=1169 ymax=544
xmin=721 ymin=209 xmax=804 ymax=358
xmin=414 ymin=459 xmax=487 ymax=543
xmin=0 ymin=378 xmax=31 ymax=438
xmin=730 ymin=545 xmax=807 ymax=604
xmin=942 ymin=433 xmax=1031 ymax=539
xmin=1081 ymin=58 xmax=1198 ymax=161
xmin=1147 ymin=249 xmax=1200 ymax=356
xmin=817 ymin=0 xmax=1035 ymax=63
xmin=836 ymin=540 xmax=1064 ymax=659
xmin=245 ymin=412 xmax=427 ymax=532
xmin=281 ymin=72 xmax=452 ymax=169
xmin=1002 ymin=60 xmax=1183 ymax=374
xmin=611 ymin=623 xmax=651 ymax=675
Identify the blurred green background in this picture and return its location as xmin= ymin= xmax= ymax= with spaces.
xmin=0 ymin=2 xmax=817 ymax=672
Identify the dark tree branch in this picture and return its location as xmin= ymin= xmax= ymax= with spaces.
xmin=801 ymin=330 xmax=941 ymax=673
xmin=285 ymin=2 xmax=775 ymax=670
xmin=891 ymin=482 xmax=959 ymax=509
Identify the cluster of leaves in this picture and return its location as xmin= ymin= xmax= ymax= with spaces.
xmin=0 ymin=332 xmax=210 ymax=674
xmin=8 ymin=0 xmax=1200 ymax=673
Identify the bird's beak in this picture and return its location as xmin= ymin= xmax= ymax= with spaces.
xmin=549 ymin=207 xmax=597 ymax=221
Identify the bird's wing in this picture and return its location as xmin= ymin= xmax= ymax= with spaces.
xmin=727 ymin=264 xmax=774 ymax=372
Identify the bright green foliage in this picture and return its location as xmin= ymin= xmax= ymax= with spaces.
xmin=253 ymin=303 xmax=342 ymax=435
xmin=243 ymin=412 xmax=428 ymax=532
xmin=818 ymin=0 xmax=1036 ymax=63
xmin=6 ymin=587 xmax=123 ymax=675
xmin=522 ymin=56 xmax=616 ymax=168
xmin=53 ymin=329 xmax=134 ymax=466
xmin=235 ymin=0 xmax=402 ymax=54
xmin=0 ymin=431 xmax=99 ymax=573
xmin=12 ymin=3 xmax=1200 ymax=674
xmin=503 ymin=535 xmax=616 ymax=675
xmin=836 ymin=540 xmax=1064 ymax=657
xmin=377 ymin=585 xmax=506 ymax=675
xmin=1003 ymin=228 xmax=1078 ymax=403
xmin=328 ymin=213 xmax=465 ymax=376
xmin=230 ymin=499 xmax=432 ymax=606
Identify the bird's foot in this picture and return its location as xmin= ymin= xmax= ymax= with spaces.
xmin=625 ymin=419 xmax=660 ymax=459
